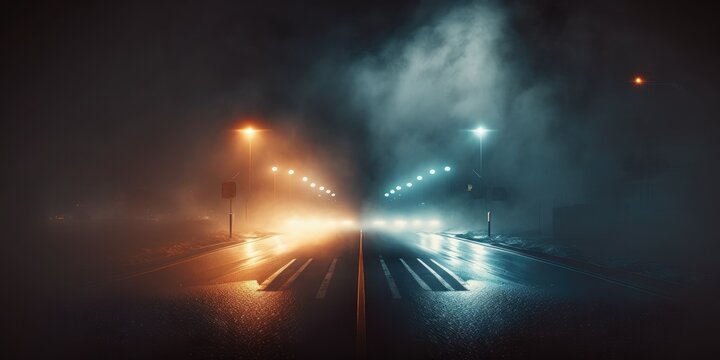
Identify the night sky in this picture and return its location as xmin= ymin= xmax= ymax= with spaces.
xmin=2 ymin=1 xmax=719 ymax=248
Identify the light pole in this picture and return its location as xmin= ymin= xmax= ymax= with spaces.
xmin=473 ymin=126 xmax=489 ymax=237
xmin=473 ymin=126 xmax=488 ymax=179
xmin=243 ymin=127 xmax=255 ymax=227
xmin=271 ymin=166 xmax=278 ymax=202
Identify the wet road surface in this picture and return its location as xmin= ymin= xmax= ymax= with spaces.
xmin=18 ymin=230 xmax=716 ymax=358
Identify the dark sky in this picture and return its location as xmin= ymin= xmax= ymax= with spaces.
xmin=2 ymin=0 xmax=719 ymax=225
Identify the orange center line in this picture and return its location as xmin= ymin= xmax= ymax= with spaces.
xmin=356 ymin=230 xmax=366 ymax=359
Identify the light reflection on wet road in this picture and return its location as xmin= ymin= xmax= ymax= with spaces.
xmin=30 ymin=230 xmax=710 ymax=358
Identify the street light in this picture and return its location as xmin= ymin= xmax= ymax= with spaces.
xmin=302 ymin=176 xmax=308 ymax=182
xmin=310 ymin=182 xmax=316 ymax=188
xmin=390 ymin=190 xmax=395 ymax=194
xmin=406 ymin=182 xmax=413 ymax=187
xmin=243 ymin=127 xmax=255 ymax=226
xmin=271 ymin=165 xmax=278 ymax=202
xmin=384 ymin=193 xmax=390 ymax=197
xmin=633 ymin=76 xmax=645 ymax=86
xmin=429 ymin=169 xmax=436 ymax=175
xmin=288 ymin=169 xmax=295 ymax=175
xmin=416 ymin=175 xmax=423 ymax=181
xmin=326 ymin=189 xmax=331 ymax=194
xmin=474 ymin=125 xmax=491 ymax=238
xmin=395 ymin=186 xmax=402 ymax=191
xmin=473 ymin=126 xmax=488 ymax=138
xmin=319 ymin=186 xmax=325 ymax=191
xmin=473 ymin=126 xmax=488 ymax=179
xmin=444 ymin=166 xmax=451 ymax=172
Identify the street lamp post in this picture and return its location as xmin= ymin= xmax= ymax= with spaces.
xmin=473 ymin=126 xmax=489 ymax=238
xmin=243 ymin=127 xmax=255 ymax=227
xmin=271 ymin=166 xmax=278 ymax=202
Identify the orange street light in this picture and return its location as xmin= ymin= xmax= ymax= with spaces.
xmin=271 ymin=166 xmax=278 ymax=172
xmin=243 ymin=127 xmax=256 ymax=136
xmin=288 ymin=169 xmax=295 ymax=175
xmin=633 ymin=76 xmax=645 ymax=86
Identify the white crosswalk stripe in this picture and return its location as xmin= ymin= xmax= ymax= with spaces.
xmin=281 ymin=258 xmax=313 ymax=290
xmin=417 ymin=258 xmax=454 ymax=290
xmin=430 ymin=259 xmax=468 ymax=289
xmin=258 ymin=259 xmax=296 ymax=291
xmin=315 ymin=258 xmax=338 ymax=299
xmin=380 ymin=256 xmax=401 ymax=299
xmin=399 ymin=258 xmax=431 ymax=291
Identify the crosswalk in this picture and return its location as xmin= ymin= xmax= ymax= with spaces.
xmin=257 ymin=255 xmax=468 ymax=299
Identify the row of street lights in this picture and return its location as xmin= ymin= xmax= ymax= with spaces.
xmin=383 ymin=165 xmax=452 ymax=198
xmin=271 ymin=165 xmax=338 ymax=199
xmin=228 ymin=126 xmax=337 ymax=235
xmin=381 ymin=125 xmax=489 ymax=200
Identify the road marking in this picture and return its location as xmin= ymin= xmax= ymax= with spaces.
xmin=417 ymin=258 xmax=454 ymax=291
xmin=379 ymin=256 xmax=401 ymax=299
xmin=356 ymin=230 xmax=366 ymax=358
xmin=399 ymin=258 xmax=431 ymax=291
xmin=258 ymin=258 xmax=296 ymax=291
xmin=316 ymin=258 xmax=338 ymax=299
xmin=430 ymin=258 xmax=468 ymax=289
xmin=280 ymin=258 xmax=313 ymax=290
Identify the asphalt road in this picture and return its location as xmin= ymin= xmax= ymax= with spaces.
xmin=16 ymin=229 xmax=716 ymax=358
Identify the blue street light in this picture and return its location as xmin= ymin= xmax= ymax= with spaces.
xmin=429 ymin=169 xmax=436 ymax=175
xmin=406 ymin=182 xmax=413 ymax=187
xmin=444 ymin=166 xmax=451 ymax=172
xmin=384 ymin=193 xmax=390 ymax=197
xmin=390 ymin=190 xmax=395 ymax=194
xmin=416 ymin=175 xmax=423 ymax=181
xmin=473 ymin=126 xmax=488 ymax=138
xmin=396 ymin=186 xmax=402 ymax=191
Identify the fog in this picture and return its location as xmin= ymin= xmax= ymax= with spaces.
xmin=344 ymin=1 xmax=720 ymax=278
xmin=2 ymin=0 xmax=719 ymax=286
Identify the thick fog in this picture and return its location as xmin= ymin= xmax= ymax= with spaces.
xmin=2 ymin=1 xmax=719 ymax=277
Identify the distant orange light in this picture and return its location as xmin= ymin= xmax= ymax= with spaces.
xmin=243 ymin=127 xmax=255 ymax=136
xmin=633 ymin=76 xmax=644 ymax=86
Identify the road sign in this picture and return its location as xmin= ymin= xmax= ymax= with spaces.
xmin=222 ymin=181 xmax=236 ymax=199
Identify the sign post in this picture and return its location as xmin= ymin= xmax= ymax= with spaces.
xmin=487 ymin=211 xmax=492 ymax=240
xmin=222 ymin=182 xmax=237 ymax=239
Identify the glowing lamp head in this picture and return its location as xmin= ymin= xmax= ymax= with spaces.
xmin=406 ymin=182 xmax=413 ymax=187
xmin=416 ymin=175 xmax=423 ymax=181
xmin=429 ymin=169 xmax=436 ymax=175
xmin=319 ymin=186 xmax=325 ymax=191
xmin=243 ymin=127 xmax=256 ymax=136
xmin=390 ymin=190 xmax=395 ymax=194
xmin=326 ymin=189 xmax=331 ymax=194
xmin=444 ymin=166 xmax=451 ymax=172
xmin=271 ymin=166 xmax=278 ymax=172
xmin=310 ymin=182 xmax=316 ymax=188
xmin=288 ymin=169 xmax=295 ymax=175
xmin=473 ymin=126 xmax=488 ymax=138
xmin=302 ymin=176 xmax=308 ymax=182
xmin=634 ymin=76 xmax=644 ymax=86
xmin=395 ymin=186 xmax=402 ymax=191
xmin=384 ymin=193 xmax=390 ymax=197
xmin=331 ymin=193 xmax=336 ymax=197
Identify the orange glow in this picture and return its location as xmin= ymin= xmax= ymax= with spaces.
xmin=243 ymin=127 xmax=256 ymax=136
xmin=633 ymin=76 xmax=644 ymax=86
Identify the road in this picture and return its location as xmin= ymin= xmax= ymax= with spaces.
xmin=21 ymin=229 xmax=714 ymax=358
